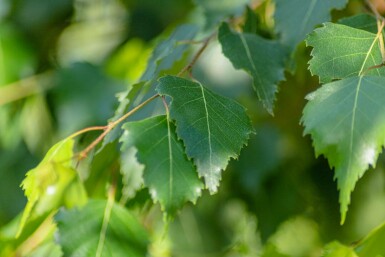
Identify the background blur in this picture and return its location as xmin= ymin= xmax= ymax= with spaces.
xmin=1 ymin=0 xmax=385 ymax=256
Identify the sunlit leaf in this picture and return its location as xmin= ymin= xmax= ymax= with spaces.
xmin=323 ymin=242 xmax=357 ymax=257
xmin=302 ymin=76 xmax=385 ymax=223
xmin=56 ymin=200 xmax=148 ymax=257
xmin=274 ymin=0 xmax=347 ymax=49
xmin=18 ymin=138 xmax=87 ymax=235
xmin=121 ymin=115 xmax=203 ymax=216
xmin=306 ymin=23 xmax=385 ymax=83
xmin=218 ymin=23 xmax=287 ymax=114
xmin=157 ymin=76 xmax=253 ymax=193
xmin=355 ymin=221 xmax=385 ymax=257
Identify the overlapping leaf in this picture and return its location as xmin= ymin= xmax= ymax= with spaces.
xmin=339 ymin=14 xmax=378 ymax=33
xmin=354 ymin=221 xmax=385 ymax=257
xmin=56 ymin=200 xmax=148 ymax=257
xmin=121 ymin=115 xmax=203 ymax=216
xmin=18 ymin=138 xmax=87 ymax=235
xmin=157 ymin=76 xmax=254 ymax=193
xmin=274 ymin=0 xmax=348 ymax=49
xmin=194 ymin=0 xmax=249 ymax=30
xmin=218 ymin=23 xmax=286 ymax=114
xmin=302 ymin=76 xmax=385 ymax=223
xmin=306 ymin=23 xmax=385 ymax=83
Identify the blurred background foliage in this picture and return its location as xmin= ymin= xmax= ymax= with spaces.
xmin=1 ymin=0 xmax=385 ymax=256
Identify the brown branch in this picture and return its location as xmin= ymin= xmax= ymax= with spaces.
xmin=365 ymin=0 xmax=385 ymax=21
xmin=177 ymin=33 xmax=216 ymax=77
xmin=74 ymin=94 xmax=160 ymax=160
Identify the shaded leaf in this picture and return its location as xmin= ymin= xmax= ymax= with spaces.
xmin=121 ymin=115 xmax=203 ymax=216
xmin=120 ymin=147 xmax=144 ymax=204
xmin=338 ymin=14 xmax=379 ymax=33
xmin=194 ymin=0 xmax=249 ymax=30
xmin=323 ymin=242 xmax=357 ymax=257
xmin=242 ymin=6 xmax=259 ymax=34
xmin=274 ymin=0 xmax=347 ymax=49
xmin=140 ymin=24 xmax=199 ymax=82
xmin=306 ymin=23 xmax=385 ymax=83
xmin=56 ymin=200 xmax=148 ymax=257
xmin=157 ymin=76 xmax=253 ymax=193
xmin=218 ymin=23 xmax=287 ymax=114
xmin=18 ymin=139 xmax=87 ymax=235
xmin=302 ymin=76 xmax=385 ymax=223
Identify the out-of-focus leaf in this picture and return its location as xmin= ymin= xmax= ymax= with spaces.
xmin=56 ymin=199 xmax=148 ymax=257
xmin=194 ymin=0 xmax=249 ymax=30
xmin=50 ymin=63 xmax=122 ymax=136
xmin=323 ymin=241 xmax=357 ymax=257
xmin=140 ymin=24 xmax=199 ymax=82
xmin=338 ymin=14 xmax=379 ymax=33
xmin=120 ymin=147 xmax=144 ymax=204
xmin=242 ymin=6 xmax=259 ymax=34
xmin=18 ymin=138 xmax=87 ymax=235
xmin=157 ymin=76 xmax=253 ymax=193
xmin=21 ymin=95 xmax=53 ymax=154
xmin=355 ymin=221 xmax=385 ymax=257
xmin=274 ymin=0 xmax=348 ymax=49
xmin=302 ymin=76 xmax=385 ymax=223
xmin=262 ymin=217 xmax=321 ymax=257
xmin=306 ymin=23 xmax=385 ymax=83
xmin=121 ymin=115 xmax=203 ymax=216
xmin=218 ymin=23 xmax=286 ymax=114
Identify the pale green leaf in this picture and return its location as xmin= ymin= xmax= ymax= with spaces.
xmin=355 ymin=221 xmax=385 ymax=257
xmin=302 ymin=76 xmax=385 ymax=223
xmin=157 ymin=76 xmax=253 ymax=193
xmin=306 ymin=23 xmax=385 ymax=83
xmin=120 ymin=147 xmax=144 ymax=204
xmin=194 ymin=0 xmax=249 ymax=30
xmin=339 ymin=14 xmax=378 ymax=33
xmin=323 ymin=242 xmax=357 ymax=257
xmin=18 ymin=139 xmax=87 ymax=235
xmin=121 ymin=115 xmax=203 ymax=216
xmin=274 ymin=0 xmax=347 ymax=49
xmin=56 ymin=199 xmax=148 ymax=257
xmin=218 ymin=23 xmax=286 ymax=114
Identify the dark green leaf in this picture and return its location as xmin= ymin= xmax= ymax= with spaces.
xmin=302 ymin=76 xmax=385 ymax=223
xmin=157 ymin=76 xmax=253 ymax=193
xmin=218 ymin=23 xmax=286 ymax=114
xmin=338 ymin=14 xmax=379 ymax=33
xmin=121 ymin=115 xmax=203 ymax=216
xmin=306 ymin=23 xmax=385 ymax=83
xmin=242 ymin=6 xmax=259 ymax=34
xmin=56 ymin=200 xmax=148 ymax=257
xmin=274 ymin=0 xmax=347 ymax=49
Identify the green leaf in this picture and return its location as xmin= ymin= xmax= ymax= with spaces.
xmin=18 ymin=138 xmax=87 ymax=235
xmin=218 ymin=23 xmax=287 ymax=114
xmin=355 ymin=221 xmax=385 ymax=257
xmin=338 ymin=14 xmax=379 ymax=33
xmin=121 ymin=115 xmax=203 ymax=216
xmin=302 ymin=76 xmax=385 ymax=223
xmin=140 ymin=24 xmax=199 ymax=82
xmin=56 ymin=199 xmax=148 ymax=257
xmin=194 ymin=0 xmax=249 ymax=30
xmin=120 ymin=147 xmax=144 ymax=204
xmin=306 ymin=23 xmax=385 ymax=83
xmin=323 ymin=241 xmax=357 ymax=257
xmin=157 ymin=76 xmax=254 ymax=193
xmin=274 ymin=0 xmax=347 ymax=49
xmin=242 ymin=6 xmax=259 ymax=34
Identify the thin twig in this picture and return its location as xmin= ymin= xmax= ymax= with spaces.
xmin=177 ymin=33 xmax=216 ymax=77
xmin=74 ymin=94 xmax=160 ymax=160
xmin=365 ymin=0 xmax=385 ymax=21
